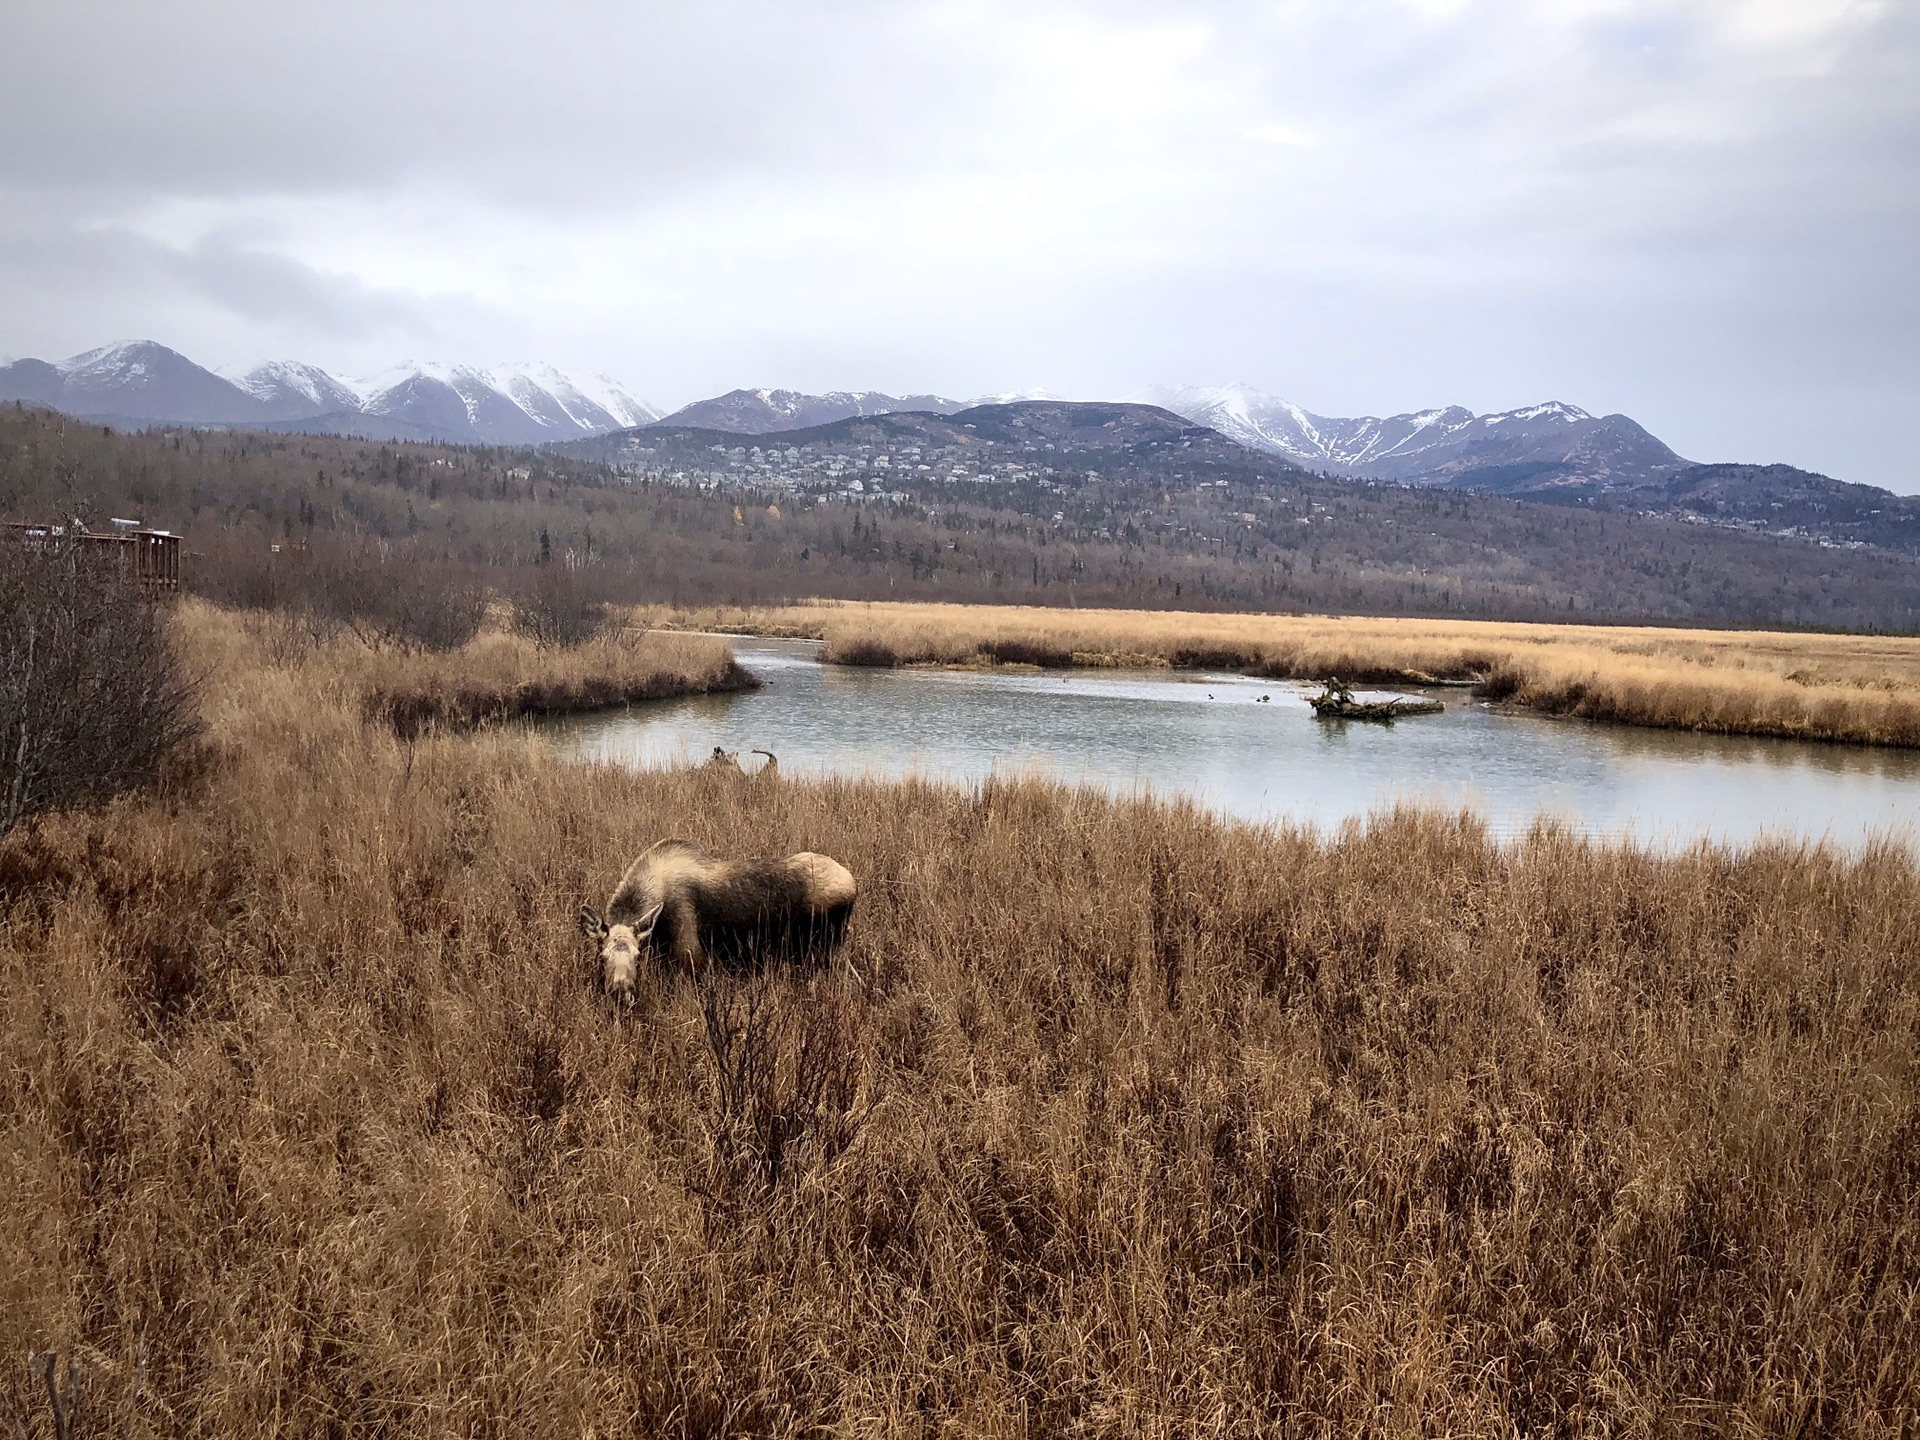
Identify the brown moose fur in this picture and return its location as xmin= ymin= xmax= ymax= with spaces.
xmin=581 ymin=838 xmax=856 ymax=992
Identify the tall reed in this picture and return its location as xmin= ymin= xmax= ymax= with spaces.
xmin=2 ymin=606 xmax=1916 ymax=1435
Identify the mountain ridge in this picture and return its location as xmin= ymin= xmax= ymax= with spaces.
xmin=574 ymin=397 xmax=1920 ymax=560
xmin=652 ymin=387 xmax=972 ymax=432
xmin=4 ymin=343 xmax=1911 ymax=554
xmin=1136 ymin=382 xmax=1693 ymax=487
xmin=0 ymin=341 xmax=660 ymax=446
xmin=1131 ymin=381 xmax=1920 ymax=552
xmin=619 ymin=399 xmax=1223 ymax=461
xmin=647 ymin=387 xmax=1076 ymax=433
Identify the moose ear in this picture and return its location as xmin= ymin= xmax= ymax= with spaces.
xmin=633 ymin=902 xmax=664 ymax=938
xmin=579 ymin=904 xmax=609 ymax=941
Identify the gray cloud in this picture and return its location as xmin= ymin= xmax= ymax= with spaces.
xmin=0 ymin=210 xmax=519 ymax=365
xmin=1 ymin=0 xmax=1914 ymax=489
xmin=0 ymin=0 xmax=983 ymax=205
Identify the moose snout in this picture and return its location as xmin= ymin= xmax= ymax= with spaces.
xmin=602 ymin=954 xmax=639 ymax=1003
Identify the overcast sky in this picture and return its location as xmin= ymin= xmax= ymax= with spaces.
xmin=2 ymin=0 xmax=1915 ymax=488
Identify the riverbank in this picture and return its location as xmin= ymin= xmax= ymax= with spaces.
xmin=199 ymin=602 xmax=754 ymax=739
xmin=643 ymin=600 xmax=1920 ymax=747
xmin=2 ymin=604 xmax=1916 ymax=1434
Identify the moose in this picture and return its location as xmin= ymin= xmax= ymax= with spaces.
xmin=579 ymin=838 xmax=857 ymax=999
xmin=702 ymin=746 xmax=780 ymax=777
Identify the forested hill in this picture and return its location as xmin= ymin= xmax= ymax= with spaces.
xmin=3 ymin=404 xmax=1916 ymax=630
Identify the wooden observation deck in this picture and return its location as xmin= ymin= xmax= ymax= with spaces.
xmin=8 ymin=520 xmax=181 ymax=589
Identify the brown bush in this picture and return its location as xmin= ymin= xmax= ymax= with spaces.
xmin=0 ymin=544 xmax=202 ymax=840
xmin=2 ymin=605 xmax=1917 ymax=1435
xmin=330 ymin=552 xmax=488 ymax=653
xmin=979 ymin=636 xmax=1073 ymax=668
xmin=830 ymin=636 xmax=900 ymax=667
xmin=509 ymin=566 xmax=615 ymax=650
xmin=193 ymin=535 xmax=487 ymax=653
xmin=187 ymin=528 xmax=307 ymax=612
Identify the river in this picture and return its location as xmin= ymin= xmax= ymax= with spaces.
xmin=537 ymin=637 xmax=1920 ymax=850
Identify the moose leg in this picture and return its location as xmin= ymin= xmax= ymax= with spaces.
xmin=663 ymin=895 xmax=706 ymax=972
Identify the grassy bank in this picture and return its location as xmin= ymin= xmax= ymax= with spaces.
xmin=2 ymin=605 xmax=1917 ymax=1434
xmin=651 ymin=600 xmax=1920 ymax=747
xmin=229 ymin=604 xmax=753 ymax=739
xmin=361 ymin=628 xmax=753 ymax=739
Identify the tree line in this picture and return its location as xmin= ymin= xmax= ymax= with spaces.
xmin=3 ymin=404 xmax=1915 ymax=631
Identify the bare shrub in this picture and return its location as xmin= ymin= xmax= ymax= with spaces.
xmin=192 ymin=533 xmax=486 ymax=653
xmin=0 ymin=545 xmax=202 ymax=841
xmin=326 ymin=551 xmax=487 ymax=654
xmin=187 ymin=529 xmax=299 ymax=611
xmin=243 ymin=608 xmax=336 ymax=669
xmin=510 ymin=567 xmax=614 ymax=649
xmin=699 ymin=976 xmax=875 ymax=1199
xmin=3 ymin=1346 xmax=146 ymax=1440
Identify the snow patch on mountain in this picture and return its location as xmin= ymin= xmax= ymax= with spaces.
xmin=0 ymin=339 xmax=660 ymax=444
xmin=969 ymin=388 xmax=1065 ymax=406
xmin=343 ymin=360 xmax=661 ymax=438
xmin=226 ymin=360 xmax=365 ymax=419
xmin=653 ymin=388 xmax=969 ymax=433
xmin=58 ymin=341 xmax=163 ymax=384
xmin=492 ymin=362 xmax=661 ymax=429
xmin=1139 ymin=383 xmax=1689 ymax=489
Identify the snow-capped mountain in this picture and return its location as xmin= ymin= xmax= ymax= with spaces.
xmin=0 ymin=341 xmax=660 ymax=445
xmin=227 ymin=360 xmax=365 ymax=421
xmin=41 ymin=341 xmax=262 ymax=424
xmin=340 ymin=361 xmax=661 ymax=445
xmin=1138 ymin=383 xmax=1692 ymax=491
xmin=654 ymin=388 xmax=968 ymax=433
xmin=491 ymin=362 xmax=659 ymax=432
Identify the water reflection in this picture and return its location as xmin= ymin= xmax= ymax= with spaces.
xmin=537 ymin=637 xmax=1920 ymax=851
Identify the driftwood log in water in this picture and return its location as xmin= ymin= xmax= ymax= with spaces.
xmin=1308 ymin=678 xmax=1445 ymax=722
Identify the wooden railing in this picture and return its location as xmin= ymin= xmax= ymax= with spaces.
xmin=7 ymin=523 xmax=182 ymax=590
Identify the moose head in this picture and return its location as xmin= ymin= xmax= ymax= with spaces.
xmin=578 ymin=901 xmax=664 ymax=1002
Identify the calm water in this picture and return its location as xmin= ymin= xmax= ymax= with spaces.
xmin=538 ymin=637 xmax=1920 ymax=850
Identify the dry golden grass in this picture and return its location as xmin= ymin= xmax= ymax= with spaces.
xmin=236 ymin=606 xmax=752 ymax=739
xmin=3 ymin=605 xmax=1918 ymax=1435
xmin=652 ymin=599 xmax=1920 ymax=747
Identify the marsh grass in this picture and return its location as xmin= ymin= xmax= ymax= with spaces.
xmin=361 ymin=631 xmax=752 ymax=739
xmin=2 ymin=606 xmax=1918 ymax=1435
xmin=654 ymin=600 xmax=1920 ymax=747
xmin=239 ymin=608 xmax=756 ymax=739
